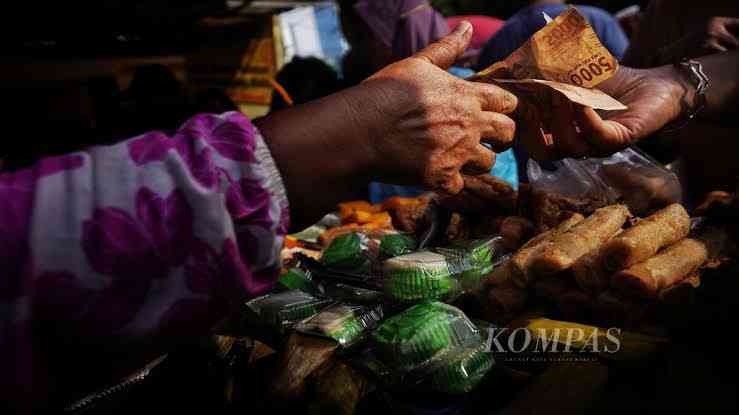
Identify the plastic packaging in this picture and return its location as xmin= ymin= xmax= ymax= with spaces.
xmin=580 ymin=147 xmax=682 ymax=216
xmin=380 ymin=234 xmax=418 ymax=259
xmin=429 ymin=344 xmax=495 ymax=394
xmin=244 ymin=289 xmax=332 ymax=330
xmin=321 ymin=232 xmax=374 ymax=270
xmin=277 ymin=268 xmax=317 ymax=294
xmin=296 ymin=303 xmax=384 ymax=347
xmin=321 ymin=282 xmax=385 ymax=305
xmin=383 ymin=251 xmax=462 ymax=302
xmin=371 ymin=302 xmax=482 ymax=376
xmin=383 ymin=238 xmax=503 ymax=302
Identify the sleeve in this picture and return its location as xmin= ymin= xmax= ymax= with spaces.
xmin=0 ymin=112 xmax=290 ymax=412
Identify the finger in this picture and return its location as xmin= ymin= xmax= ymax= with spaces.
xmin=721 ymin=17 xmax=739 ymax=36
xmin=704 ymin=39 xmax=728 ymax=53
xmin=474 ymin=83 xmax=518 ymax=114
xmin=551 ymin=101 xmax=594 ymax=158
xmin=714 ymin=24 xmax=739 ymax=48
xmin=479 ymin=112 xmax=516 ymax=151
xmin=440 ymin=172 xmax=466 ymax=195
xmin=462 ymin=145 xmax=495 ymax=175
xmin=517 ymin=103 xmax=556 ymax=161
xmin=414 ymin=21 xmax=473 ymax=70
xmin=575 ymin=106 xmax=632 ymax=155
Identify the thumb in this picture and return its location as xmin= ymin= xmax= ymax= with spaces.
xmin=414 ymin=21 xmax=473 ymax=69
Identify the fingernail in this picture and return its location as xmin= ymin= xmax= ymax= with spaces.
xmin=453 ymin=21 xmax=473 ymax=36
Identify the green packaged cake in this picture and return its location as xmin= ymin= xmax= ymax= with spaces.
xmin=383 ymin=251 xmax=460 ymax=302
xmin=380 ymin=234 xmax=418 ymax=258
xmin=429 ymin=345 xmax=495 ymax=394
xmin=277 ymin=268 xmax=315 ymax=293
xmin=321 ymin=233 xmax=371 ymax=270
xmin=371 ymin=302 xmax=481 ymax=374
xmin=436 ymin=238 xmax=501 ymax=291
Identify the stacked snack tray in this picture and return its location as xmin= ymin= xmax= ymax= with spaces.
xmin=379 ymin=234 xmax=418 ymax=259
xmin=429 ymin=344 xmax=495 ymax=394
xmin=435 ymin=237 xmax=503 ymax=291
xmin=321 ymin=232 xmax=374 ymax=270
xmin=321 ymin=282 xmax=385 ymax=305
xmin=296 ymin=303 xmax=385 ymax=347
xmin=371 ymin=302 xmax=482 ymax=376
xmin=245 ymin=289 xmax=332 ymax=329
xmin=277 ymin=268 xmax=316 ymax=293
xmin=382 ymin=251 xmax=462 ymax=302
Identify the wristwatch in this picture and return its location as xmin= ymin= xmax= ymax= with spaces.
xmin=663 ymin=59 xmax=709 ymax=132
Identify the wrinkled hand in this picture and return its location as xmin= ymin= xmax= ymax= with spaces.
xmin=358 ymin=22 xmax=518 ymax=194
xmin=521 ymin=65 xmax=690 ymax=160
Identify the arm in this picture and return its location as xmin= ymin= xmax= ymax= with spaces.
xmin=257 ymin=21 xmax=518 ymax=230
xmin=523 ymin=49 xmax=739 ymax=159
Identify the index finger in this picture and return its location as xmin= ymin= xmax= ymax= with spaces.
xmin=575 ymin=106 xmax=633 ymax=155
xmin=473 ymin=82 xmax=519 ymax=114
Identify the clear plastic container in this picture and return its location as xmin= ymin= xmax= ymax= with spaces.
xmin=296 ymin=303 xmax=384 ymax=347
xmin=371 ymin=302 xmax=482 ymax=376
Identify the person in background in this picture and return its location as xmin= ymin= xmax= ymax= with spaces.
xmin=476 ymin=0 xmax=630 ymax=70
xmin=621 ymin=0 xmax=739 ymax=202
xmin=446 ymin=15 xmax=506 ymax=67
xmin=269 ymin=57 xmax=342 ymax=112
xmin=339 ymin=0 xmax=519 ymax=203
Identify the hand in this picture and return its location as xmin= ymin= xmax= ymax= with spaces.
xmin=521 ymin=65 xmax=690 ymax=160
xmin=357 ymin=22 xmax=518 ymax=194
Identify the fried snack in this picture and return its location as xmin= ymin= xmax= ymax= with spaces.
xmin=439 ymin=174 xmax=517 ymax=216
xmin=557 ymin=290 xmax=594 ymax=321
xmin=532 ymin=276 xmax=570 ymax=302
xmin=593 ymin=291 xmax=651 ymax=328
xmin=658 ymin=272 xmax=701 ymax=305
xmin=510 ymin=213 xmax=585 ymax=288
xmin=571 ymin=231 xmax=620 ymax=295
xmin=611 ymin=238 xmax=708 ymax=299
xmin=499 ymin=216 xmax=536 ymax=251
xmin=600 ymin=164 xmax=681 ymax=216
xmin=386 ymin=195 xmax=433 ymax=234
xmin=601 ymin=203 xmax=690 ymax=272
xmin=338 ymin=201 xmax=381 ymax=223
xmin=526 ymin=189 xmax=610 ymax=232
xmin=530 ymin=205 xmax=630 ymax=276
xmin=482 ymin=259 xmax=515 ymax=289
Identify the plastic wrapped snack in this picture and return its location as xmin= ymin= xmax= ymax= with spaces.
xmin=429 ymin=345 xmax=495 ymax=394
xmin=321 ymin=282 xmax=385 ymax=305
xmin=371 ymin=302 xmax=482 ymax=375
xmin=245 ymin=290 xmax=332 ymax=330
xmin=321 ymin=232 xmax=375 ymax=270
xmin=380 ymin=234 xmax=418 ymax=259
xmin=277 ymin=268 xmax=317 ymax=294
xmin=443 ymin=238 xmax=503 ymax=290
xmin=383 ymin=251 xmax=462 ymax=302
xmin=296 ymin=303 xmax=384 ymax=347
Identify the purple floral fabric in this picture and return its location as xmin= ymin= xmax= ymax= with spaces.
xmin=0 ymin=112 xmax=289 ymax=413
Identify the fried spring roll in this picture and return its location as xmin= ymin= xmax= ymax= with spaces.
xmin=602 ymin=203 xmax=690 ymax=272
xmin=533 ymin=277 xmax=570 ymax=301
xmin=572 ymin=232 xmax=620 ymax=295
xmin=557 ymin=290 xmax=594 ymax=321
xmin=658 ymin=272 xmax=701 ymax=305
xmin=611 ymin=238 xmax=708 ymax=299
xmin=484 ymin=282 xmax=529 ymax=323
xmin=530 ymin=205 xmax=630 ymax=276
xmin=510 ymin=214 xmax=585 ymax=288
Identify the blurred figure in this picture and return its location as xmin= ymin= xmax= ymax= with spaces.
xmin=476 ymin=0 xmax=629 ymax=70
xmin=447 ymin=15 xmax=506 ymax=67
xmin=339 ymin=0 xmax=450 ymax=86
xmin=622 ymin=0 xmax=739 ymax=202
xmin=614 ymin=4 xmax=643 ymax=40
xmin=269 ymin=56 xmax=341 ymax=112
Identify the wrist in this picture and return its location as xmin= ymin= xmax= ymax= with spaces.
xmin=660 ymin=63 xmax=697 ymax=121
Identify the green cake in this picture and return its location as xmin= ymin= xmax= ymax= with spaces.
xmin=430 ymin=346 xmax=495 ymax=394
xmin=383 ymin=251 xmax=459 ymax=302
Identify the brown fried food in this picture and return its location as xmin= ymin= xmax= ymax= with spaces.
xmin=498 ymin=216 xmax=536 ymax=251
xmin=510 ymin=213 xmax=585 ymax=288
xmin=530 ymin=205 xmax=631 ymax=276
xmin=385 ymin=194 xmax=433 ymax=234
xmin=439 ymin=174 xmax=517 ymax=216
xmin=693 ymin=191 xmax=733 ymax=217
xmin=526 ymin=188 xmax=610 ymax=232
xmin=611 ymin=238 xmax=708 ymax=299
xmin=658 ymin=272 xmax=701 ymax=305
xmin=483 ymin=282 xmax=529 ymax=323
xmin=601 ymin=203 xmax=690 ymax=272
xmin=571 ymin=232 xmax=620 ymax=295
xmin=600 ymin=164 xmax=681 ymax=216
